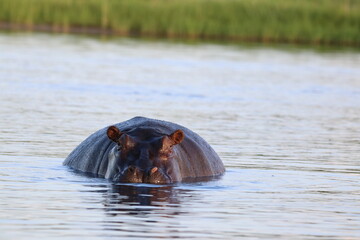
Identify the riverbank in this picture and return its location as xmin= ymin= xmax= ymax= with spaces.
xmin=0 ymin=0 xmax=359 ymax=46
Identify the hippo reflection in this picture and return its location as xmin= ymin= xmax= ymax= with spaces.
xmin=105 ymin=184 xmax=180 ymax=211
xmin=64 ymin=117 xmax=225 ymax=184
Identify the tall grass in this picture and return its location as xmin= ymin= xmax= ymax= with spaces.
xmin=0 ymin=0 xmax=359 ymax=45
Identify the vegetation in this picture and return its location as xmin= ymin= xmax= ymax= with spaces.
xmin=0 ymin=0 xmax=359 ymax=46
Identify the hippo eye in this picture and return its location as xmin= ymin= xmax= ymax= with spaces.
xmin=118 ymin=134 xmax=136 ymax=150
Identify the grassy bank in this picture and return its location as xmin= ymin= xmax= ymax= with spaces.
xmin=0 ymin=0 xmax=359 ymax=46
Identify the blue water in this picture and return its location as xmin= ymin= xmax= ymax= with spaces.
xmin=0 ymin=33 xmax=360 ymax=239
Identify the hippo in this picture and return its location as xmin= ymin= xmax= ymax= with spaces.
xmin=63 ymin=116 xmax=225 ymax=184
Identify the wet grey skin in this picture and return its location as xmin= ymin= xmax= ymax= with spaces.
xmin=63 ymin=117 xmax=225 ymax=184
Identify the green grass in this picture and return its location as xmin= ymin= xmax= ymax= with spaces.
xmin=0 ymin=0 xmax=359 ymax=46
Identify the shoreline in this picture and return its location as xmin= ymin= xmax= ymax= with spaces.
xmin=1 ymin=0 xmax=359 ymax=48
xmin=1 ymin=22 xmax=358 ymax=48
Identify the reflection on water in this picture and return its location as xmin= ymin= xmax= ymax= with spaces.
xmin=103 ymin=184 xmax=180 ymax=215
xmin=0 ymin=33 xmax=360 ymax=239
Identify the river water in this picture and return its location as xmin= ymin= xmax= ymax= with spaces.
xmin=0 ymin=33 xmax=359 ymax=239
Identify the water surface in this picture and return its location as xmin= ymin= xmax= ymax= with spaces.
xmin=0 ymin=33 xmax=360 ymax=239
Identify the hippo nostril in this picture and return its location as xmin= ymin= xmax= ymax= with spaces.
xmin=127 ymin=166 xmax=136 ymax=173
xmin=145 ymin=167 xmax=171 ymax=184
xmin=118 ymin=166 xmax=144 ymax=183
xmin=150 ymin=167 xmax=158 ymax=175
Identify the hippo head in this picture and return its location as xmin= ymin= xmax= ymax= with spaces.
xmin=106 ymin=126 xmax=184 ymax=184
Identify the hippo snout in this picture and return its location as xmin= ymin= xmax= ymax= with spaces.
xmin=145 ymin=167 xmax=172 ymax=184
xmin=113 ymin=166 xmax=171 ymax=184
xmin=116 ymin=166 xmax=144 ymax=183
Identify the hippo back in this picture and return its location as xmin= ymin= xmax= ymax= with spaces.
xmin=63 ymin=116 xmax=225 ymax=181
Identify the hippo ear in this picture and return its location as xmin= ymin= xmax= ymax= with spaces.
xmin=161 ymin=129 xmax=184 ymax=151
xmin=107 ymin=126 xmax=123 ymax=142
xmin=169 ymin=129 xmax=184 ymax=145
